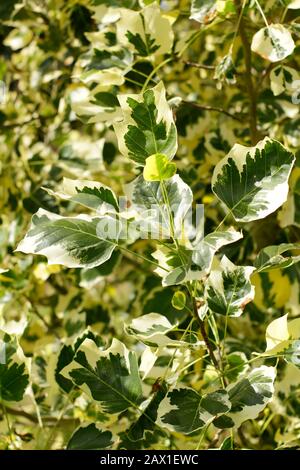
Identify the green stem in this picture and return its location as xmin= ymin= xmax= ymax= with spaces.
xmin=142 ymin=57 xmax=172 ymax=92
xmin=119 ymin=245 xmax=169 ymax=271
xmin=253 ymin=0 xmax=269 ymax=27
xmin=2 ymin=403 xmax=15 ymax=448
xmin=181 ymin=100 xmax=242 ymax=122
xmin=196 ymin=423 xmax=210 ymax=449
xmin=124 ymin=76 xmax=144 ymax=88
xmin=214 ymin=211 xmax=232 ymax=231
xmin=234 ymin=0 xmax=259 ymax=145
xmin=131 ymin=67 xmax=157 ymax=82
xmin=189 ymin=292 xmax=220 ymax=372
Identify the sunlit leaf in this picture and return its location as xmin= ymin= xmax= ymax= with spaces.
xmin=16 ymin=209 xmax=121 ymax=269
xmin=251 ymin=25 xmax=295 ymax=62
xmin=62 ymin=338 xmax=143 ymax=414
xmin=214 ymin=366 xmax=276 ymax=429
xmin=143 ymin=153 xmax=176 ymax=181
xmin=114 ymin=82 xmax=177 ymax=165
xmin=212 ymin=138 xmax=295 ymax=222
xmin=157 ymin=387 xmax=230 ymax=434
xmin=44 ymin=178 xmax=119 ymax=213
xmin=254 ymin=243 xmax=300 ymax=272
xmin=204 ymin=256 xmax=255 ymax=317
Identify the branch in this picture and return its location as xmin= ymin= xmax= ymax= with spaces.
xmin=181 ymin=100 xmax=243 ymax=122
xmin=2 ymin=406 xmax=79 ymax=426
xmin=190 ymin=296 xmax=220 ymax=371
xmin=183 ymin=60 xmax=215 ymax=70
xmin=255 ymin=63 xmax=273 ymax=92
xmin=234 ymin=0 xmax=259 ymax=144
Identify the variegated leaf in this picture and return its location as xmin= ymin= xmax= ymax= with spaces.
xmin=44 ymin=178 xmax=119 ymax=213
xmin=212 ymin=138 xmax=295 ymax=223
xmin=143 ymin=153 xmax=177 ymax=181
xmin=288 ymin=0 xmax=300 ymax=8
xmin=251 ymin=25 xmax=295 ymax=62
xmin=157 ymin=387 xmax=230 ymax=434
xmin=61 ymin=338 xmax=143 ymax=414
xmin=270 ymin=66 xmax=300 ymax=96
xmin=114 ymin=82 xmax=177 ymax=165
xmin=278 ymin=167 xmax=300 ymax=228
xmin=254 ymin=243 xmax=300 ymax=272
xmin=125 ymin=313 xmax=197 ymax=347
xmin=214 ymin=366 xmax=276 ymax=429
xmin=16 ymin=209 xmax=121 ymax=269
xmin=192 ymin=229 xmax=243 ymax=276
xmin=129 ymin=174 xmax=193 ymax=241
xmin=55 ymin=329 xmax=104 ymax=393
xmin=190 ymin=0 xmax=217 ymax=24
xmin=263 ymin=314 xmax=300 ymax=365
xmin=67 ymin=424 xmax=113 ymax=450
xmin=127 ymin=384 xmax=167 ymax=442
xmin=203 ymin=256 xmax=255 ymax=317
xmin=116 ymin=4 xmax=174 ymax=57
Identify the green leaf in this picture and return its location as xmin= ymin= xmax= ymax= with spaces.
xmin=0 ymin=0 xmax=18 ymax=20
xmin=80 ymin=251 xmax=121 ymax=289
xmin=192 ymin=230 xmax=243 ymax=276
xmin=204 ymin=256 xmax=255 ymax=317
xmin=67 ymin=424 xmax=113 ymax=450
xmin=114 ymin=82 xmax=177 ymax=165
xmin=125 ymin=313 xmax=184 ymax=347
xmin=171 ymin=291 xmax=186 ymax=310
xmin=214 ymin=54 xmax=236 ymax=85
xmin=254 ymin=243 xmax=300 ymax=272
xmin=55 ymin=329 xmax=104 ymax=393
xmin=224 ymin=352 xmax=249 ymax=382
xmin=157 ymin=387 xmax=230 ymax=434
xmin=0 ymin=333 xmax=29 ymax=402
xmin=44 ymin=178 xmax=119 ymax=213
xmin=190 ymin=0 xmax=217 ymax=24
xmin=116 ymin=4 xmax=174 ymax=57
xmin=126 ymin=31 xmax=159 ymax=57
xmin=16 ymin=209 xmax=121 ymax=269
xmin=212 ymin=138 xmax=295 ymax=223
xmin=127 ymin=384 xmax=167 ymax=442
xmin=143 ymin=153 xmax=176 ymax=181
xmin=61 ymin=338 xmax=143 ymax=414
xmin=216 ymin=366 xmax=276 ymax=429
xmin=219 ymin=436 xmax=234 ymax=450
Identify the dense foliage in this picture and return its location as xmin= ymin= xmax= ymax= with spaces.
xmin=1 ymin=0 xmax=300 ymax=450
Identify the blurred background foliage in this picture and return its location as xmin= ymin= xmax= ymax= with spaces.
xmin=0 ymin=0 xmax=300 ymax=449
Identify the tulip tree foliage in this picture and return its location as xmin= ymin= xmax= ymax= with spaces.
xmin=1 ymin=0 xmax=300 ymax=451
